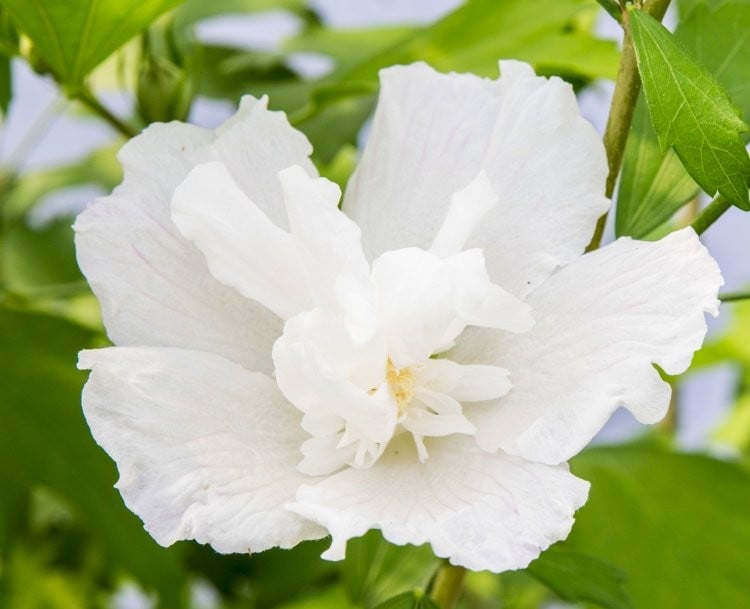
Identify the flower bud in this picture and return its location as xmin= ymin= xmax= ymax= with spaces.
xmin=136 ymin=54 xmax=192 ymax=124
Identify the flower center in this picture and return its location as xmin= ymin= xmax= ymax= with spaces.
xmin=272 ymin=244 xmax=532 ymax=476
xmin=386 ymin=359 xmax=418 ymax=416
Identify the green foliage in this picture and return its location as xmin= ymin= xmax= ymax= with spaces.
xmin=630 ymin=10 xmax=750 ymax=209
xmin=0 ymin=545 xmax=92 ymax=609
xmin=0 ymin=53 xmax=9 ymax=114
xmin=691 ymin=301 xmax=750 ymax=374
xmin=596 ymin=0 xmax=624 ymax=22
xmin=173 ymin=0 xmax=308 ymax=30
xmin=0 ymin=0 xmax=182 ymax=87
xmin=372 ymin=591 xmax=440 ymax=609
xmin=194 ymin=0 xmax=618 ymax=162
xmin=0 ymin=308 xmax=187 ymax=606
xmin=527 ymin=545 xmax=632 ymax=609
xmin=617 ymin=1 xmax=750 ymax=237
xmin=0 ymin=147 xmax=120 ymax=222
xmin=344 ymin=531 xmax=440 ymax=608
xmin=337 ymin=0 xmax=618 ymax=81
xmin=137 ymin=53 xmax=192 ymax=123
xmin=275 ymin=586 xmax=357 ymax=609
xmin=615 ymin=97 xmax=699 ymax=238
xmin=689 ymin=300 xmax=750 ymax=460
xmin=567 ymin=445 xmax=750 ymax=609
xmin=2 ymin=218 xmax=82 ymax=293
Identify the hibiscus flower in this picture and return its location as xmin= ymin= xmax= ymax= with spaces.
xmin=75 ymin=61 xmax=721 ymax=572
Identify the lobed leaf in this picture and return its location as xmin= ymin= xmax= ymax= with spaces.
xmin=617 ymin=1 xmax=750 ymax=236
xmin=0 ymin=0 xmax=182 ymax=86
xmin=629 ymin=10 xmax=750 ymax=210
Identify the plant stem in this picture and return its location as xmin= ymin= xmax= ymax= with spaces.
xmin=690 ymin=194 xmax=731 ymax=235
xmin=587 ymin=0 xmax=673 ymax=251
xmin=430 ymin=563 xmax=467 ymax=609
xmin=75 ymin=89 xmax=138 ymax=138
xmin=719 ymin=290 xmax=750 ymax=303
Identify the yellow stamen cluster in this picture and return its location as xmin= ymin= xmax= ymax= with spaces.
xmin=386 ymin=359 xmax=416 ymax=415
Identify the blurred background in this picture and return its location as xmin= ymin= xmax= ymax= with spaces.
xmin=1 ymin=1 xmax=749 ymax=608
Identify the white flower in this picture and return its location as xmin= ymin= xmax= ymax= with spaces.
xmin=74 ymin=61 xmax=722 ymax=572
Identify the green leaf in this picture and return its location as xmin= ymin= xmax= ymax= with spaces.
xmin=1 ymin=145 xmax=120 ymax=221
xmin=615 ymin=98 xmax=699 ymax=238
xmin=617 ymin=1 xmax=750 ymax=237
xmin=275 ymin=586 xmax=358 ymax=609
xmin=713 ymin=393 xmax=750 ymax=457
xmin=2 ymin=218 xmax=82 ymax=294
xmin=0 ymin=52 xmax=10 ymax=114
xmin=277 ymin=0 xmax=616 ymax=163
xmin=344 ymin=530 xmax=440 ymax=609
xmin=173 ymin=0 xmax=307 ymax=30
xmin=596 ymin=0 xmax=623 ymax=22
xmin=284 ymin=26 xmax=416 ymax=74
xmin=373 ymin=591 xmax=440 ymax=609
xmin=566 ymin=445 xmax=750 ymax=609
xmin=340 ymin=0 xmax=619 ymax=83
xmin=1 ymin=545 xmax=91 ymax=609
xmin=690 ymin=299 xmax=750 ymax=374
xmin=0 ymin=0 xmax=182 ymax=86
xmin=677 ymin=2 xmax=750 ymax=122
xmin=0 ymin=308 xmax=185 ymax=605
xmin=629 ymin=10 xmax=750 ymax=210
xmin=527 ymin=546 xmax=632 ymax=609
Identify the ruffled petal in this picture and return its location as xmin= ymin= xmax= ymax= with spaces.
xmin=429 ymin=171 xmax=497 ymax=258
xmin=74 ymin=96 xmax=315 ymax=372
xmin=371 ymin=248 xmax=531 ymax=368
xmin=344 ymin=61 xmax=609 ymax=298
xmin=289 ymin=435 xmax=589 ymax=573
xmin=172 ymin=162 xmax=311 ymax=320
xmin=79 ymin=346 xmax=325 ymax=553
xmin=273 ymin=310 xmax=396 ymax=475
xmin=453 ymin=228 xmax=722 ymax=465
xmin=279 ymin=165 xmax=371 ymax=310
xmin=211 ymin=96 xmax=317 ymax=229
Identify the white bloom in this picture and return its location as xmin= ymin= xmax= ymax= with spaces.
xmin=74 ymin=61 xmax=722 ymax=572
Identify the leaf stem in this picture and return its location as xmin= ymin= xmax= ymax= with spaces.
xmin=719 ymin=290 xmax=750 ymax=303
xmin=587 ymin=0 xmax=673 ymax=251
xmin=690 ymin=194 xmax=731 ymax=235
xmin=429 ymin=563 xmax=466 ymax=609
xmin=75 ymin=89 xmax=138 ymax=138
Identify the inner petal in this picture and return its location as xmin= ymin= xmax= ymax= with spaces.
xmin=279 ymin=164 xmax=371 ymax=311
xmin=269 ymin=202 xmax=533 ymax=474
xmin=171 ymin=161 xmax=311 ymax=320
xmin=429 ymin=171 xmax=498 ymax=258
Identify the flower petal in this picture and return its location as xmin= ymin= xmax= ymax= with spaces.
xmin=74 ymin=96 xmax=315 ymax=372
xmin=372 ymin=247 xmax=458 ymax=366
xmin=79 ymin=346 xmax=325 ymax=553
xmin=344 ymin=60 xmax=609 ymax=297
xmin=450 ymin=364 xmax=511 ymax=402
xmin=371 ymin=248 xmax=531 ymax=368
xmin=212 ymin=96 xmax=317 ymax=229
xmin=289 ymin=434 xmax=589 ymax=573
xmin=429 ymin=171 xmax=498 ymax=258
xmin=453 ymin=228 xmax=722 ymax=465
xmin=172 ymin=162 xmax=311 ymax=320
xmin=278 ymin=165 xmax=370 ymax=309
xmin=273 ymin=310 xmax=396 ymax=474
